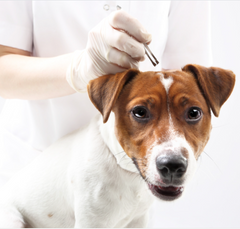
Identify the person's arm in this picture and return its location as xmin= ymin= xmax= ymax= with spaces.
xmin=0 ymin=45 xmax=76 ymax=100
xmin=0 ymin=9 xmax=151 ymax=100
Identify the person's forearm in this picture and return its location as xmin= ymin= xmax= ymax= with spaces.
xmin=0 ymin=53 xmax=76 ymax=100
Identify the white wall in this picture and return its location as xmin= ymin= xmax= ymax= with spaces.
xmin=152 ymin=2 xmax=240 ymax=228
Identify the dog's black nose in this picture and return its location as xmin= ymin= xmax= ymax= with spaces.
xmin=156 ymin=155 xmax=188 ymax=182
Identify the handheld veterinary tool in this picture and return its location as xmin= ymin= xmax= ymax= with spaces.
xmin=144 ymin=43 xmax=159 ymax=66
xmin=116 ymin=6 xmax=159 ymax=67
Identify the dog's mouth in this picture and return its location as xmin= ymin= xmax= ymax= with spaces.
xmin=148 ymin=183 xmax=184 ymax=201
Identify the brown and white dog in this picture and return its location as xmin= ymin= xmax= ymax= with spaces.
xmin=0 ymin=65 xmax=235 ymax=228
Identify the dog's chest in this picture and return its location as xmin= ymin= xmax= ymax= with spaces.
xmin=76 ymin=153 xmax=154 ymax=227
xmin=98 ymin=169 xmax=154 ymax=227
xmin=114 ymin=178 xmax=154 ymax=227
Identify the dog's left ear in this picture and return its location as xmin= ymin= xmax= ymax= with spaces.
xmin=87 ymin=69 xmax=140 ymax=123
xmin=182 ymin=64 xmax=235 ymax=117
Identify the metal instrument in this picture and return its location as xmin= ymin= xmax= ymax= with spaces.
xmin=144 ymin=43 xmax=159 ymax=67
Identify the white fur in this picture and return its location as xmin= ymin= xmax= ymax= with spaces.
xmin=0 ymin=113 xmax=154 ymax=228
xmin=158 ymin=73 xmax=173 ymax=94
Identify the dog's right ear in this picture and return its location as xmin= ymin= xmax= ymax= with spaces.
xmin=87 ymin=69 xmax=140 ymax=123
xmin=182 ymin=64 xmax=235 ymax=117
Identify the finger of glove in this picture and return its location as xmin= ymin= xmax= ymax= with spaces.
xmin=105 ymin=25 xmax=145 ymax=61
xmin=108 ymin=10 xmax=152 ymax=44
xmin=106 ymin=47 xmax=139 ymax=69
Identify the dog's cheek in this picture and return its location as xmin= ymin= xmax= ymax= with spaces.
xmin=181 ymin=114 xmax=212 ymax=160
xmin=114 ymin=115 xmax=135 ymax=158
xmin=114 ymin=111 xmax=148 ymax=155
xmin=115 ymin=123 xmax=147 ymax=159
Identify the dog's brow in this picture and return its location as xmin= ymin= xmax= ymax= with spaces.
xmin=180 ymin=97 xmax=189 ymax=106
xmin=144 ymin=87 xmax=154 ymax=105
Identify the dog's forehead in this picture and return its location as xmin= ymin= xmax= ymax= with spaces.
xmin=155 ymin=70 xmax=194 ymax=86
xmin=129 ymin=70 xmax=193 ymax=95
xmin=121 ymin=70 xmax=206 ymax=110
xmin=119 ymin=70 xmax=202 ymax=109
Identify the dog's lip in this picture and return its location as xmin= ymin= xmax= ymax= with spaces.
xmin=148 ymin=183 xmax=184 ymax=199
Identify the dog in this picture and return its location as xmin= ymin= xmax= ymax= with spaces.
xmin=0 ymin=64 xmax=235 ymax=228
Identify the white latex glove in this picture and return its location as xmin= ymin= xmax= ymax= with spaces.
xmin=66 ymin=10 xmax=152 ymax=92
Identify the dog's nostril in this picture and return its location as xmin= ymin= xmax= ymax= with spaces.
xmin=156 ymin=155 xmax=188 ymax=181
xmin=159 ymin=167 xmax=170 ymax=177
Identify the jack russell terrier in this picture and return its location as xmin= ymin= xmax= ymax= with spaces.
xmin=0 ymin=64 xmax=235 ymax=228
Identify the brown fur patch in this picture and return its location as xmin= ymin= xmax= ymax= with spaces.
xmin=48 ymin=213 xmax=53 ymax=218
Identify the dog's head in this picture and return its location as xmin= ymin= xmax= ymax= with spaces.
xmin=87 ymin=65 xmax=235 ymax=201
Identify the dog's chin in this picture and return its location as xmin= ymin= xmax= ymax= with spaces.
xmin=147 ymin=183 xmax=184 ymax=201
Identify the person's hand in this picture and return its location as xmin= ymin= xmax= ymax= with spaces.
xmin=66 ymin=10 xmax=152 ymax=92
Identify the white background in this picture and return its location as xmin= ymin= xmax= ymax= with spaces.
xmin=151 ymin=2 xmax=240 ymax=228
xmin=0 ymin=2 xmax=239 ymax=228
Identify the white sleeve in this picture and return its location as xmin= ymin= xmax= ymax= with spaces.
xmin=162 ymin=1 xmax=212 ymax=69
xmin=0 ymin=1 xmax=33 ymax=52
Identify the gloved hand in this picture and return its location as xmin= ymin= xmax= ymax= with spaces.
xmin=66 ymin=10 xmax=152 ymax=92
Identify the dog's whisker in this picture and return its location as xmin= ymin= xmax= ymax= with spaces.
xmin=133 ymin=157 xmax=147 ymax=162
xmin=203 ymin=151 xmax=222 ymax=173
xmin=117 ymin=153 xmax=129 ymax=164
xmin=119 ymin=157 xmax=131 ymax=163
xmin=114 ymin=151 xmax=125 ymax=156
xmin=133 ymin=159 xmax=147 ymax=166
xmin=195 ymin=154 xmax=203 ymax=175
xmin=143 ymin=176 xmax=150 ymax=184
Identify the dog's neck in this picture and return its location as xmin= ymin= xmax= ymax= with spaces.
xmin=99 ymin=112 xmax=138 ymax=173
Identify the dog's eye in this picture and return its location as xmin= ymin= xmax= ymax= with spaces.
xmin=131 ymin=106 xmax=150 ymax=121
xmin=186 ymin=107 xmax=202 ymax=123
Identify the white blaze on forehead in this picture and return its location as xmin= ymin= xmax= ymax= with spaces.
xmin=158 ymin=73 xmax=174 ymax=94
xmin=158 ymin=72 xmax=175 ymax=132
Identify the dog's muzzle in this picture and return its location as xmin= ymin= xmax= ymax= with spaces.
xmin=147 ymin=154 xmax=188 ymax=201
